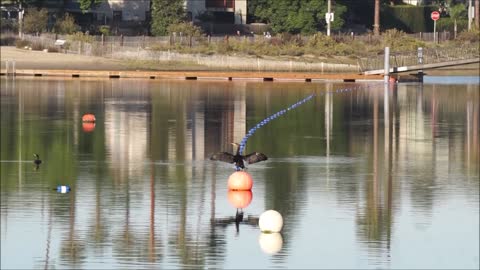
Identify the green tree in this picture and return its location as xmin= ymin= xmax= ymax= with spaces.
xmin=54 ymin=13 xmax=80 ymax=34
xmin=249 ymin=0 xmax=346 ymax=34
xmin=78 ymin=0 xmax=104 ymax=13
xmin=449 ymin=3 xmax=467 ymax=20
xmin=151 ymin=0 xmax=185 ymax=36
xmin=23 ymin=8 xmax=48 ymax=34
xmin=437 ymin=3 xmax=468 ymax=33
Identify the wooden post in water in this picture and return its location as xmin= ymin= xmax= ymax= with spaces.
xmin=384 ymin=47 xmax=390 ymax=84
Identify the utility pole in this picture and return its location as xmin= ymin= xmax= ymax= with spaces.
xmin=468 ymin=0 xmax=473 ymax=30
xmin=18 ymin=1 xmax=23 ymax=38
xmin=327 ymin=0 xmax=331 ymax=36
xmin=374 ymin=0 xmax=380 ymax=36
xmin=475 ymin=0 xmax=479 ymax=29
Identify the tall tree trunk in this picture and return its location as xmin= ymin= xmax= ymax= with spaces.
xmin=374 ymin=0 xmax=380 ymax=36
xmin=475 ymin=0 xmax=479 ymax=29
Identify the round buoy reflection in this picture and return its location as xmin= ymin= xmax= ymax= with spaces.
xmin=82 ymin=122 xmax=95 ymax=132
xmin=258 ymin=232 xmax=283 ymax=255
xmin=228 ymin=190 xmax=252 ymax=209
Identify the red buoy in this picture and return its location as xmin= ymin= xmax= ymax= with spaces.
xmin=228 ymin=171 xmax=253 ymax=191
xmin=228 ymin=190 xmax=252 ymax=209
xmin=82 ymin=113 xmax=96 ymax=123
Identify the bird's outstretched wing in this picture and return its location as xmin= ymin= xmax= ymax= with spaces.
xmin=244 ymin=152 xmax=268 ymax=164
xmin=210 ymin=152 xmax=235 ymax=163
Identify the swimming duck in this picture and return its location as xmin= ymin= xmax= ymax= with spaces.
xmin=33 ymin=153 xmax=42 ymax=166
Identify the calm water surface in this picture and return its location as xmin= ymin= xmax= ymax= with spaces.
xmin=1 ymin=76 xmax=479 ymax=269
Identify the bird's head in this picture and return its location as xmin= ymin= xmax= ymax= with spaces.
xmin=33 ymin=153 xmax=39 ymax=159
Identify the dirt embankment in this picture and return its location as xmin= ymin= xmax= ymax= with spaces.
xmin=1 ymin=46 xmax=132 ymax=70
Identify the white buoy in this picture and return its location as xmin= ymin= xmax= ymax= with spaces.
xmin=258 ymin=232 xmax=283 ymax=255
xmin=259 ymin=210 xmax=283 ymax=233
xmin=56 ymin=185 xmax=71 ymax=194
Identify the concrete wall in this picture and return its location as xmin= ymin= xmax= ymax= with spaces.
xmin=234 ymin=0 xmax=246 ymax=25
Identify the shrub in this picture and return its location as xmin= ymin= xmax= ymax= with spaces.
xmin=23 ymin=8 xmax=48 ymax=34
xmin=98 ymin=25 xmax=111 ymax=36
xmin=382 ymin=29 xmax=425 ymax=52
xmin=456 ymin=29 xmax=480 ymax=43
xmin=47 ymin=46 xmax=59 ymax=53
xmin=167 ymin=22 xmax=203 ymax=37
xmin=67 ymin=32 xmax=95 ymax=43
xmin=54 ymin=13 xmax=79 ymax=34
xmin=15 ymin=39 xmax=30 ymax=49
xmin=1 ymin=18 xmax=18 ymax=32
xmin=0 ymin=33 xmax=17 ymax=46
xmin=30 ymin=41 xmax=45 ymax=51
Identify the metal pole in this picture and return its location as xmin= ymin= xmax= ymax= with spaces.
xmin=476 ymin=0 xmax=479 ymax=29
xmin=327 ymin=0 xmax=331 ymax=36
xmin=384 ymin=47 xmax=390 ymax=84
xmin=18 ymin=3 xmax=23 ymax=38
xmin=468 ymin=0 xmax=473 ymax=30
xmin=417 ymin=47 xmax=424 ymax=82
xmin=433 ymin=20 xmax=437 ymax=43
xmin=374 ymin=0 xmax=380 ymax=36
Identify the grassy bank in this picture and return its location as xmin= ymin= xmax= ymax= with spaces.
xmin=1 ymin=29 xmax=478 ymax=72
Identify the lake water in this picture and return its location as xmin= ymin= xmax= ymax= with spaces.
xmin=1 ymin=76 xmax=479 ymax=269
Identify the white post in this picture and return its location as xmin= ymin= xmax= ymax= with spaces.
xmin=468 ymin=0 xmax=473 ymax=30
xmin=327 ymin=0 xmax=331 ymax=36
xmin=417 ymin=47 xmax=424 ymax=82
xmin=433 ymin=20 xmax=437 ymax=43
xmin=384 ymin=47 xmax=390 ymax=84
xmin=18 ymin=3 xmax=24 ymax=38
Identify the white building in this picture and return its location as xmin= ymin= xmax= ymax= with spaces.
xmin=94 ymin=0 xmax=247 ymax=25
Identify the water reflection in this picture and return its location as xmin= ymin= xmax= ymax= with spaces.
xmin=1 ymin=77 xmax=478 ymax=269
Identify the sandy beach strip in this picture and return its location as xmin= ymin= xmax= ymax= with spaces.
xmin=1 ymin=46 xmax=132 ymax=70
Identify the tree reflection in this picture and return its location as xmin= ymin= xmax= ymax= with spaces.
xmin=356 ymin=84 xmax=395 ymax=264
xmin=59 ymin=187 xmax=86 ymax=267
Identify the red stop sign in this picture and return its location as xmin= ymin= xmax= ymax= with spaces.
xmin=431 ymin=11 xmax=440 ymax=21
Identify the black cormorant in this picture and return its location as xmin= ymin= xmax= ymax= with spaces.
xmin=210 ymin=143 xmax=268 ymax=170
xmin=33 ymin=154 xmax=42 ymax=165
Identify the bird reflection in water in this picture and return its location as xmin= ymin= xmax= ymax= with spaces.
xmin=33 ymin=153 xmax=42 ymax=170
xmin=210 ymin=143 xmax=268 ymax=171
xmin=211 ymin=210 xmax=259 ymax=236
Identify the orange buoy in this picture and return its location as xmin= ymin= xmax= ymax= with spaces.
xmin=82 ymin=122 xmax=95 ymax=132
xmin=228 ymin=171 xmax=253 ymax=191
xmin=228 ymin=190 xmax=252 ymax=209
xmin=82 ymin=113 xmax=96 ymax=123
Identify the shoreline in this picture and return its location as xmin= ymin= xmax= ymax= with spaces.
xmin=1 ymin=46 xmax=477 ymax=82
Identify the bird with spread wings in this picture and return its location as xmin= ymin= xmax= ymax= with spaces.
xmin=210 ymin=143 xmax=268 ymax=170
